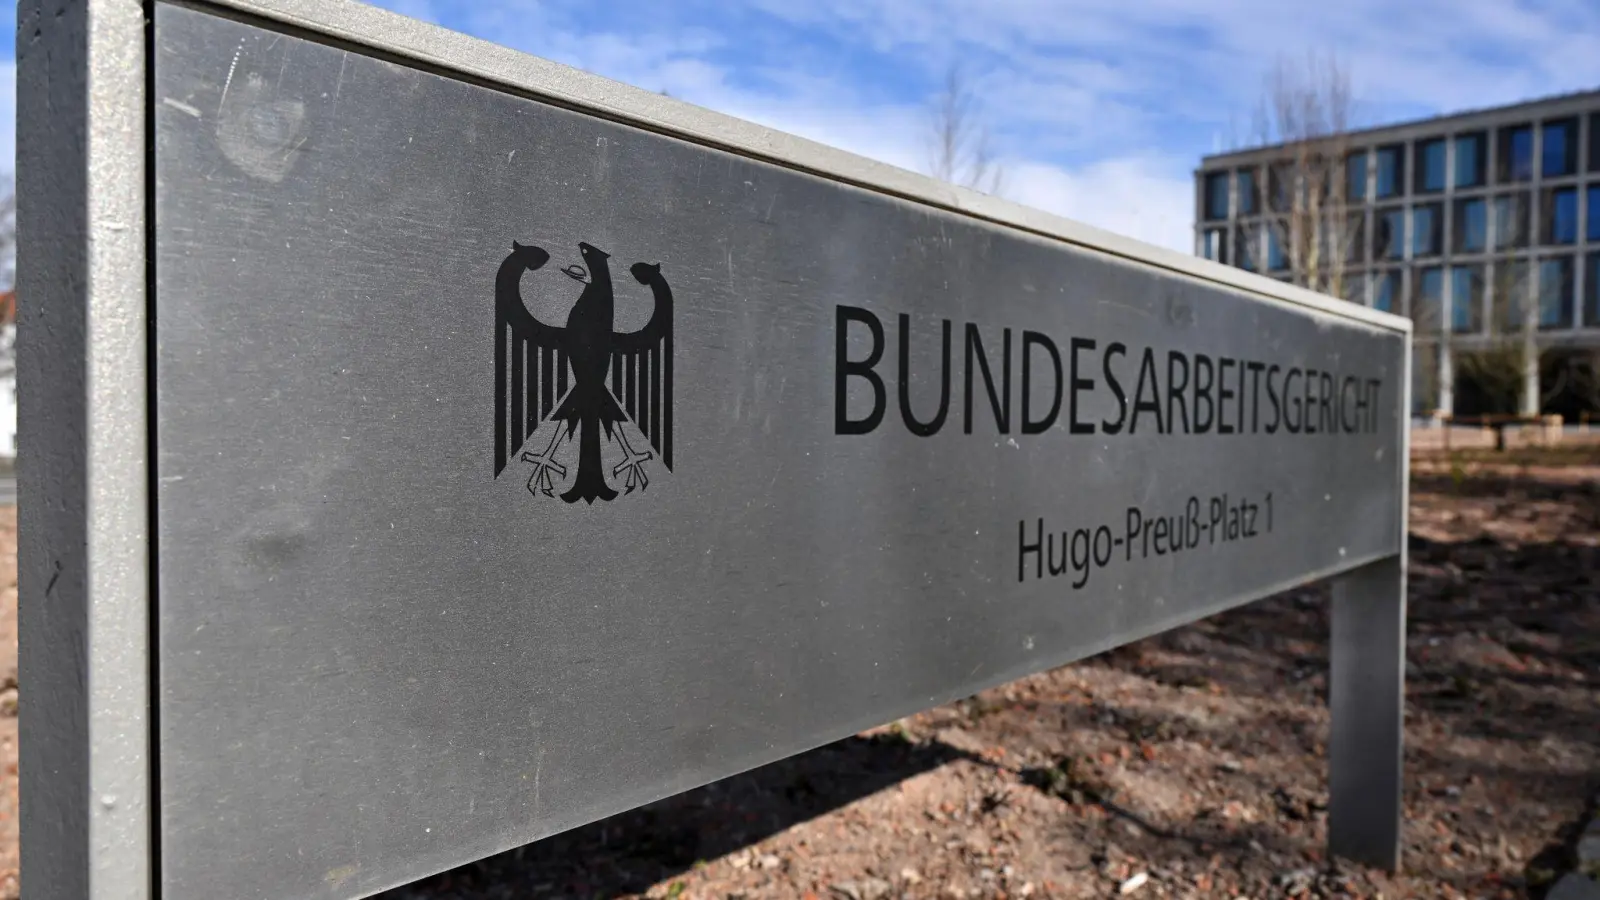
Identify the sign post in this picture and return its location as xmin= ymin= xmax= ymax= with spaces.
xmin=21 ymin=1 xmax=1411 ymax=897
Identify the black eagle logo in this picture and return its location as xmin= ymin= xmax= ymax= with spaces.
xmin=494 ymin=241 xmax=673 ymax=503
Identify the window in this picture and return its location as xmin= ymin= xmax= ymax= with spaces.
xmin=1374 ymin=145 xmax=1403 ymax=198
xmin=1236 ymin=169 xmax=1258 ymax=215
xmin=1545 ymin=187 xmax=1578 ymax=244
xmin=1497 ymin=124 xmax=1533 ymax=181
xmin=1346 ymin=153 xmax=1368 ymax=202
xmin=1588 ymin=185 xmax=1600 ymax=241
xmin=1542 ymin=118 xmax=1577 ymax=177
xmin=1454 ymin=198 xmax=1487 ymax=253
xmin=1201 ymin=228 xmax=1226 ymax=262
xmin=1411 ymin=203 xmax=1442 ymax=257
xmin=1372 ymin=270 xmax=1401 ymax=313
xmin=1414 ymin=266 xmax=1444 ymax=327
xmin=1591 ymin=114 xmax=1600 ymax=172
xmin=1267 ymin=163 xmax=1295 ymax=213
xmin=1587 ymin=254 xmax=1600 ymax=328
xmin=1339 ymin=274 xmax=1365 ymax=304
xmin=1414 ymin=138 xmax=1447 ymax=193
xmin=1373 ymin=207 xmax=1405 ymax=260
xmin=1235 ymin=226 xmax=1259 ymax=271
xmin=1204 ymin=172 xmax=1230 ymax=220
xmin=1266 ymin=227 xmax=1286 ymax=271
xmin=1537 ymin=257 xmax=1574 ymax=329
xmin=1449 ymin=265 xmax=1484 ymax=334
xmin=1345 ymin=213 xmax=1366 ymax=264
xmin=1492 ymin=194 xmax=1529 ymax=249
xmin=1492 ymin=260 xmax=1529 ymax=332
xmin=1453 ymin=132 xmax=1486 ymax=187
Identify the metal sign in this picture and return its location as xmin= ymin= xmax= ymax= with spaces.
xmin=19 ymin=1 xmax=1412 ymax=898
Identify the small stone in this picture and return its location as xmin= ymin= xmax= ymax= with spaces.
xmin=1019 ymin=883 xmax=1035 ymax=897
xmin=858 ymin=877 xmax=892 ymax=900
xmin=900 ymin=867 xmax=922 ymax=884
xmin=1444 ymin=785 xmax=1462 ymax=798
xmin=1217 ymin=759 xmax=1243 ymax=773
xmin=1119 ymin=872 xmax=1149 ymax=894
xmin=757 ymin=854 xmax=781 ymax=870
xmin=830 ymin=881 xmax=861 ymax=900
xmin=978 ymin=867 xmax=997 ymax=882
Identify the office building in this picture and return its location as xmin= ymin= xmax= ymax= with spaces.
xmin=1194 ymin=88 xmax=1600 ymax=418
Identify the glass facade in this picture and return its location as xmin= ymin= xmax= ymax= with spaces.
xmin=1454 ymin=132 xmax=1485 ymax=187
xmin=1267 ymin=227 xmax=1286 ymax=271
xmin=1374 ymin=207 xmax=1405 ymax=260
xmin=1204 ymin=172 xmax=1229 ymax=220
xmin=1236 ymin=169 xmax=1257 ymax=215
xmin=1372 ymin=270 xmax=1400 ymax=313
xmin=1415 ymin=138 xmax=1447 ymax=193
xmin=1499 ymin=124 xmax=1534 ymax=181
xmin=1587 ymin=253 xmax=1600 ymax=326
xmin=1346 ymin=153 xmax=1367 ymax=202
xmin=1538 ymin=256 xmax=1574 ymax=329
xmin=1543 ymin=118 xmax=1577 ymax=177
xmin=1546 ymin=187 xmax=1578 ymax=244
xmin=1493 ymin=260 xmax=1529 ymax=331
xmin=1415 ymin=266 xmax=1444 ymax=326
xmin=1449 ymin=265 xmax=1484 ymax=333
xmin=1235 ymin=226 xmax=1258 ymax=271
xmin=1195 ymin=94 xmax=1600 ymax=408
xmin=1592 ymin=114 xmax=1600 ymax=172
xmin=1412 ymin=203 xmax=1442 ymax=257
xmin=1454 ymin=197 xmax=1487 ymax=253
xmin=1374 ymin=145 xmax=1403 ymax=198
xmin=1492 ymin=194 xmax=1529 ymax=249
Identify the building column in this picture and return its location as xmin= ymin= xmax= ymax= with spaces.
xmin=1522 ymin=292 xmax=1540 ymax=416
xmin=1438 ymin=340 xmax=1454 ymax=418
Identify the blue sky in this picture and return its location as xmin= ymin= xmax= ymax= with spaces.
xmin=3 ymin=0 xmax=1600 ymax=252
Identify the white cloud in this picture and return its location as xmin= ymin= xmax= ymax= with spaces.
xmin=1001 ymin=157 xmax=1195 ymax=254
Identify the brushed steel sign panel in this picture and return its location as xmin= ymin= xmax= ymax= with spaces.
xmin=150 ymin=4 xmax=1406 ymax=897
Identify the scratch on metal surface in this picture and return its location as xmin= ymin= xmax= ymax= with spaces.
xmin=533 ymin=749 xmax=544 ymax=818
xmin=219 ymin=39 xmax=244 ymax=113
xmin=333 ymin=52 xmax=348 ymax=108
xmin=162 ymin=97 xmax=201 ymax=118
xmin=1098 ymin=296 xmax=1153 ymax=320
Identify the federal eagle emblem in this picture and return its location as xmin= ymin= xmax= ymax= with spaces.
xmin=494 ymin=241 xmax=673 ymax=504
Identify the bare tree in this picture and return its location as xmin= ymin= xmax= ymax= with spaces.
xmin=926 ymin=63 xmax=1005 ymax=196
xmin=1246 ymin=50 xmax=1361 ymax=299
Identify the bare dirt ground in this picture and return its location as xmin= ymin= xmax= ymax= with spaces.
xmin=0 ymin=448 xmax=1595 ymax=900
xmin=377 ymin=451 xmax=1599 ymax=900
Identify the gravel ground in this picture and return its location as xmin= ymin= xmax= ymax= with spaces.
xmin=0 ymin=449 xmax=1594 ymax=900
